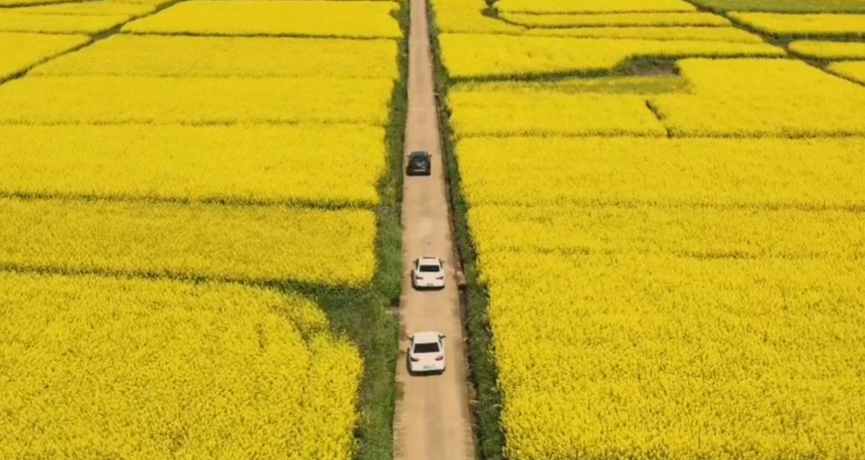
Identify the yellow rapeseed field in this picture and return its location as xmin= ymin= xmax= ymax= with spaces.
xmin=481 ymin=251 xmax=865 ymax=460
xmin=449 ymin=90 xmax=666 ymax=137
xmin=0 ymin=32 xmax=89 ymax=81
xmin=0 ymin=273 xmax=364 ymax=459
xmin=0 ymin=198 xmax=377 ymax=286
xmin=0 ymin=0 xmax=80 ymax=5
xmin=430 ymin=0 xmax=525 ymax=34
xmin=32 ymin=34 xmax=399 ymax=78
xmin=526 ymin=25 xmax=763 ymax=41
xmin=0 ymin=124 xmax=385 ymax=207
xmin=11 ymin=0 xmax=156 ymax=16
xmin=0 ymin=76 xmax=393 ymax=125
xmin=829 ymin=60 xmax=865 ymax=84
xmin=729 ymin=12 xmax=865 ymax=37
xmin=469 ymin=203 xmax=865 ymax=259
xmin=0 ymin=11 xmax=130 ymax=34
xmin=650 ymin=58 xmax=865 ymax=137
xmin=495 ymin=0 xmax=696 ymax=14
xmin=456 ymin=136 xmax=865 ymax=207
xmin=789 ymin=39 xmax=865 ymax=58
xmin=453 ymin=75 xmax=687 ymax=95
xmin=123 ymin=0 xmax=402 ymax=38
xmin=438 ymin=34 xmax=784 ymax=79
xmin=501 ymin=12 xmax=731 ymax=28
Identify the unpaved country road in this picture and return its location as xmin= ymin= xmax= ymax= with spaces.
xmin=391 ymin=0 xmax=477 ymax=458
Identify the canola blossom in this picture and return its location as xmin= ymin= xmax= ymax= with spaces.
xmin=500 ymin=12 xmax=731 ymax=28
xmin=829 ymin=60 xmax=865 ymax=84
xmin=123 ymin=0 xmax=402 ymax=38
xmin=438 ymin=34 xmax=784 ymax=79
xmin=481 ymin=251 xmax=865 ymax=460
xmin=728 ymin=12 xmax=865 ymax=38
xmin=0 ymin=198 xmax=377 ymax=286
xmin=650 ymin=58 xmax=865 ymax=137
xmin=0 ymin=76 xmax=393 ymax=125
xmin=33 ymin=34 xmax=399 ymax=78
xmin=525 ymin=25 xmax=763 ymax=42
xmin=469 ymin=203 xmax=865 ymax=259
xmin=0 ymin=11 xmax=130 ymax=34
xmin=495 ymin=0 xmax=696 ymax=14
xmin=11 ymin=0 xmax=156 ymax=16
xmin=456 ymin=136 xmax=865 ymax=208
xmin=0 ymin=124 xmax=385 ymax=207
xmin=789 ymin=39 xmax=865 ymax=59
xmin=452 ymin=75 xmax=687 ymax=96
xmin=449 ymin=89 xmax=665 ymax=137
xmin=0 ymin=273 xmax=364 ymax=459
xmin=0 ymin=32 xmax=89 ymax=81
xmin=430 ymin=0 xmax=525 ymax=34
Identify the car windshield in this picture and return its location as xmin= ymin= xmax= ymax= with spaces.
xmin=419 ymin=264 xmax=439 ymax=273
xmin=412 ymin=158 xmax=427 ymax=165
xmin=413 ymin=342 xmax=440 ymax=354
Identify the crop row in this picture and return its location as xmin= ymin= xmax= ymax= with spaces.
xmin=0 ymin=273 xmax=363 ymax=459
xmin=0 ymin=32 xmax=89 ymax=81
xmin=447 ymin=59 xmax=865 ymax=137
xmin=438 ymin=34 xmax=783 ymax=79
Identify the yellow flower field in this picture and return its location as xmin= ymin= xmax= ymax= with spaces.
xmin=501 ymin=12 xmax=731 ymax=28
xmin=789 ymin=39 xmax=865 ymax=58
xmin=11 ymin=0 xmax=156 ymax=16
xmin=449 ymin=90 xmax=666 ymax=137
xmin=482 ymin=251 xmax=865 ymax=460
xmin=122 ymin=0 xmax=402 ymax=38
xmin=32 ymin=35 xmax=399 ymax=78
xmin=0 ymin=11 xmax=130 ymax=34
xmin=650 ymin=58 xmax=865 ymax=137
xmin=430 ymin=0 xmax=525 ymax=34
xmin=495 ymin=0 xmax=696 ymax=14
xmin=469 ymin=203 xmax=865 ymax=259
xmin=456 ymin=136 xmax=865 ymax=208
xmin=0 ymin=273 xmax=363 ymax=459
xmin=728 ymin=12 xmax=865 ymax=37
xmin=0 ymin=76 xmax=394 ymax=125
xmin=829 ymin=60 xmax=865 ymax=84
xmin=0 ymin=198 xmax=377 ymax=286
xmin=438 ymin=34 xmax=784 ymax=79
xmin=0 ymin=32 xmax=89 ymax=81
xmin=525 ymin=25 xmax=763 ymax=41
xmin=0 ymin=124 xmax=385 ymax=207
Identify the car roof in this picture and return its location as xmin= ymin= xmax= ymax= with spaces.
xmin=412 ymin=331 xmax=443 ymax=343
xmin=418 ymin=256 xmax=441 ymax=264
xmin=409 ymin=151 xmax=430 ymax=157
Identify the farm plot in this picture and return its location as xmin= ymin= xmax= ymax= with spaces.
xmin=32 ymin=34 xmax=399 ymax=78
xmin=650 ymin=58 xmax=865 ymax=137
xmin=789 ymin=39 xmax=865 ymax=58
xmin=122 ymin=0 xmax=402 ymax=38
xmin=495 ymin=0 xmax=697 ymax=14
xmin=432 ymin=0 xmax=865 ymax=457
xmin=0 ymin=273 xmax=363 ymax=459
xmin=0 ymin=32 xmax=89 ymax=81
xmin=0 ymin=11 xmax=130 ymax=34
xmin=729 ymin=12 xmax=865 ymax=38
xmin=0 ymin=0 xmax=405 ymax=458
xmin=437 ymin=34 xmax=783 ymax=79
xmin=830 ymin=60 xmax=865 ymax=84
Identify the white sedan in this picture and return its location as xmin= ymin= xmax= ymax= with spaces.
xmin=411 ymin=256 xmax=445 ymax=289
xmin=408 ymin=331 xmax=446 ymax=374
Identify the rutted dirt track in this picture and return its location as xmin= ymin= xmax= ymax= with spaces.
xmin=392 ymin=0 xmax=477 ymax=458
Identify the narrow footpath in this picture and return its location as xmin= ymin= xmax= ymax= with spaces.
xmin=391 ymin=0 xmax=477 ymax=458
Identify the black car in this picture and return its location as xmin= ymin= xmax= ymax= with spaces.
xmin=406 ymin=151 xmax=432 ymax=176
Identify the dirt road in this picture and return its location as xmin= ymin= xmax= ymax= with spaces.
xmin=391 ymin=0 xmax=477 ymax=458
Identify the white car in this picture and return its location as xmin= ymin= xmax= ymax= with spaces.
xmin=412 ymin=256 xmax=445 ymax=289
xmin=408 ymin=331 xmax=446 ymax=374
